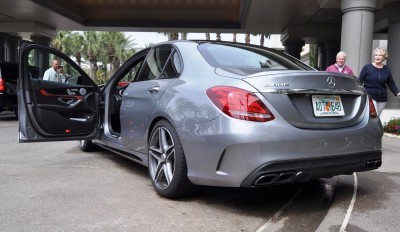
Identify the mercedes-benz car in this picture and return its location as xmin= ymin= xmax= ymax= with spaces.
xmin=0 ymin=62 xmax=18 ymax=116
xmin=17 ymin=40 xmax=383 ymax=198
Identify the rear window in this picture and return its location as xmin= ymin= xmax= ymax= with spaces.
xmin=0 ymin=63 xmax=18 ymax=80
xmin=198 ymin=43 xmax=312 ymax=70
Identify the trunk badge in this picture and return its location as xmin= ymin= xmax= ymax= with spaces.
xmin=327 ymin=76 xmax=335 ymax=88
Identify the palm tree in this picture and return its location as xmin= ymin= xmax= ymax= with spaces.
xmin=62 ymin=32 xmax=84 ymax=67
xmin=160 ymin=32 xmax=179 ymax=41
xmin=180 ymin=32 xmax=188 ymax=40
xmin=205 ymin=33 xmax=210 ymax=40
xmin=92 ymin=32 xmax=137 ymax=82
xmin=52 ymin=31 xmax=70 ymax=52
xmin=259 ymin=34 xmax=270 ymax=47
xmin=216 ymin=33 xmax=221 ymax=41
xmin=168 ymin=32 xmax=179 ymax=40
xmin=83 ymin=31 xmax=100 ymax=80
xmin=51 ymin=31 xmax=71 ymax=66
xmin=245 ymin=33 xmax=251 ymax=44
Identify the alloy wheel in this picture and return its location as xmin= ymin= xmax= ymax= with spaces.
xmin=148 ymin=126 xmax=175 ymax=190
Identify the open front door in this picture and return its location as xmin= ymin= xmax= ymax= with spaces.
xmin=18 ymin=41 xmax=100 ymax=142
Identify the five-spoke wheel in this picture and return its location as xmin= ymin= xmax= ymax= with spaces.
xmin=148 ymin=120 xmax=196 ymax=198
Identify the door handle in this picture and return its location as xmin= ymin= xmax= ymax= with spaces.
xmin=148 ymin=86 xmax=160 ymax=94
xmin=58 ymin=97 xmax=74 ymax=105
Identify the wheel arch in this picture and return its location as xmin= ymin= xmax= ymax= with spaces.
xmin=147 ymin=116 xmax=179 ymax=144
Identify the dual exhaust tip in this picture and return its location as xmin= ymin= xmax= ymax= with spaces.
xmin=253 ymin=159 xmax=382 ymax=186
xmin=254 ymin=171 xmax=301 ymax=186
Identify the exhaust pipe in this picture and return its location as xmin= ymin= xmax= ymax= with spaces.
xmin=366 ymin=160 xmax=382 ymax=170
xmin=254 ymin=171 xmax=299 ymax=186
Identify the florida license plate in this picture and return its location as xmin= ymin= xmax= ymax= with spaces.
xmin=312 ymin=95 xmax=345 ymax=117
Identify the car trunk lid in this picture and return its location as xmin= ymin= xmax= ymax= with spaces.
xmin=241 ymin=70 xmax=366 ymax=129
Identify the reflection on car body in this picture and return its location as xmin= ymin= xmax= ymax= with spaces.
xmin=17 ymin=40 xmax=383 ymax=198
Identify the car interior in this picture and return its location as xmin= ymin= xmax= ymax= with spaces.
xmin=108 ymin=59 xmax=144 ymax=135
xmin=23 ymin=48 xmax=99 ymax=137
xmin=107 ymin=46 xmax=181 ymax=136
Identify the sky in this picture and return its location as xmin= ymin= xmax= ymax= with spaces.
xmin=125 ymin=32 xmax=273 ymax=49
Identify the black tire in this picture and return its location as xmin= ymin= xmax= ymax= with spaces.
xmin=148 ymin=120 xmax=197 ymax=198
xmin=78 ymin=140 xmax=99 ymax=152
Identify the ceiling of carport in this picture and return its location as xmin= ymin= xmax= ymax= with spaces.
xmin=0 ymin=0 xmax=390 ymax=39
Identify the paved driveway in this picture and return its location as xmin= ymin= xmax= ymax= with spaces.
xmin=1 ymin=111 xmax=399 ymax=232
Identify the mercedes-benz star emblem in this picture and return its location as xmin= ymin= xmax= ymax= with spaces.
xmin=327 ymin=76 xmax=335 ymax=88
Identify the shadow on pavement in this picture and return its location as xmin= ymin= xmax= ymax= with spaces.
xmin=0 ymin=111 xmax=17 ymax=121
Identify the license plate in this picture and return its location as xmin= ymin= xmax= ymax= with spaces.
xmin=312 ymin=95 xmax=345 ymax=117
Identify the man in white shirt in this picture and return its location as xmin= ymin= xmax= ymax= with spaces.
xmin=43 ymin=59 xmax=60 ymax=81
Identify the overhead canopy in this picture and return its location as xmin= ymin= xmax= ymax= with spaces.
xmin=0 ymin=0 xmax=353 ymax=37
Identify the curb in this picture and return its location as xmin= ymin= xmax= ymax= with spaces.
xmin=384 ymin=133 xmax=400 ymax=138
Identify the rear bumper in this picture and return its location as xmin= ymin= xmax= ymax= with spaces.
xmin=178 ymin=111 xmax=383 ymax=187
xmin=240 ymin=150 xmax=381 ymax=187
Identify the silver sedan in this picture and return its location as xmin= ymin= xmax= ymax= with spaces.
xmin=18 ymin=40 xmax=383 ymax=198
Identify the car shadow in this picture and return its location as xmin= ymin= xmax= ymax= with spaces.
xmin=0 ymin=111 xmax=17 ymax=121
xmin=89 ymin=146 xmax=334 ymax=216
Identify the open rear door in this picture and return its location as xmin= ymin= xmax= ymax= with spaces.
xmin=18 ymin=41 xmax=100 ymax=142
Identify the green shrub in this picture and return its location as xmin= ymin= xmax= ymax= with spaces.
xmin=383 ymin=118 xmax=400 ymax=135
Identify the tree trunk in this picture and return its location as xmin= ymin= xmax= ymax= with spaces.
xmin=216 ymin=33 xmax=221 ymax=41
xmin=181 ymin=32 xmax=187 ymax=40
xmin=205 ymin=33 xmax=210 ymax=40
xmin=260 ymin=35 xmax=264 ymax=47
xmin=233 ymin=33 xmax=237 ymax=42
xmin=245 ymin=34 xmax=250 ymax=44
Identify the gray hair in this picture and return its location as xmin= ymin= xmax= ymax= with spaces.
xmin=336 ymin=51 xmax=347 ymax=58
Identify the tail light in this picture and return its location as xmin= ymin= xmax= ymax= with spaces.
xmin=0 ymin=77 xmax=5 ymax=93
xmin=206 ymin=86 xmax=275 ymax=122
xmin=368 ymin=97 xmax=377 ymax=118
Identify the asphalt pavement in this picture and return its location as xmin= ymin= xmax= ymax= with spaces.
xmin=1 ymin=111 xmax=400 ymax=232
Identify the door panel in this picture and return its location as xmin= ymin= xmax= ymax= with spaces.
xmin=119 ymin=45 xmax=181 ymax=153
xmin=18 ymin=41 xmax=100 ymax=142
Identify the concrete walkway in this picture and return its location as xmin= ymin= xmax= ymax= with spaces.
xmin=380 ymin=108 xmax=400 ymax=125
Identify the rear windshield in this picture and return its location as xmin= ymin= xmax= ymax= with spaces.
xmin=0 ymin=63 xmax=18 ymax=80
xmin=198 ymin=43 xmax=313 ymax=71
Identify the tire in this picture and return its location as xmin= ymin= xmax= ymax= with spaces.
xmin=78 ymin=140 xmax=99 ymax=152
xmin=148 ymin=120 xmax=197 ymax=198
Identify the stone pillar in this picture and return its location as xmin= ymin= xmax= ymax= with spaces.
xmin=341 ymin=0 xmax=377 ymax=75
xmin=282 ymin=40 xmax=305 ymax=60
xmin=5 ymin=36 xmax=21 ymax=63
xmin=384 ymin=2 xmax=400 ymax=109
xmin=318 ymin=43 xmax=326 ymax=71
xmin=30 ymin=35 xmax=52 ymax=46
xmin=30 ymin=35 xmax=53 ymax=74
xmin=0 ymin=33 xmax=8 ymax=62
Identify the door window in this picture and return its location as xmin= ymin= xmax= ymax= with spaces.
xmin=27 ymin=49 xmax=85 ymax=85
xmin=136 ymin=46 xmax=182 ymax=81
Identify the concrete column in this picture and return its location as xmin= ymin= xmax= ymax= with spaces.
xmin=0 ymin=33 xmax=8 ymax=62
xmin=318 ymin=43 xmax=326 ymax=71
xmin=5 ymin=36 xmax=21 ymax=63
xmin=341 ymin=0 xmax=377 ymax=75
xmin=30 ymin=35 xmax=53 ymax=74
xmin=30 ymin=35 xmax=52 ymax=46
xmin=282 ymin=40 xmax=305 ymax=60
xmin=384 ymin=2 xmax=400 ymax=109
